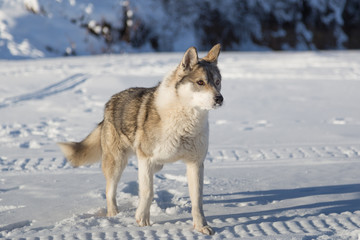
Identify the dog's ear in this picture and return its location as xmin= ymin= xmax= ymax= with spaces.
xmin=203 ymin=43 xmax=221 ymax=64
xmin=181 ymin=47 xmax=198 ymax=71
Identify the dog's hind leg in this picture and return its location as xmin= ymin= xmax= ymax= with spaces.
xmin=100 ymin=121 xmax=130 ymax=217
xmin=102 ymin=151 xmax=128 ymax=217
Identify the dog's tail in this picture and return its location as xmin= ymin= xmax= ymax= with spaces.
xmin=58 ymin=122 xmax=103 ymax=167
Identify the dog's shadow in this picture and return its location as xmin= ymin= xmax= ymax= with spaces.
xmin=158 ymin=183 xmax=360 ymax=231
xmin=77 ymin=181 xmax=140 ymax=220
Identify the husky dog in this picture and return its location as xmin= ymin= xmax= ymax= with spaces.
xmin=58 ymin=44 xmax=223 ymax=235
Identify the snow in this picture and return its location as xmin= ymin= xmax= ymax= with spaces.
xmin=0 ymin=0 xmax=125 ymax=58
xmin=1 ymin=51 xmax=360 ymax=239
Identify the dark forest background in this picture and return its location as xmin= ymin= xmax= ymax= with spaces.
xmin=88 ymin=0 xmax=360 ymax=51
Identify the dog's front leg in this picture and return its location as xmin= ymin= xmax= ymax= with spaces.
xmin=186 ymin=161 xmax=214 ymax=235
xmin=135 ymin=158 xmax=154 ymax=226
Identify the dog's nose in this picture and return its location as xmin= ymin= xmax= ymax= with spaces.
xmin=215 ymin=95 xmax=223 ymax=105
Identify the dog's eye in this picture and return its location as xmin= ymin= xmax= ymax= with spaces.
xmin=215 ymin=79 xmax=221 ymax=86
xmin=197 ymin=80 xmax=205 ymax=86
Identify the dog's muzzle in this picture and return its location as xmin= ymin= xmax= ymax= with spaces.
xmin=214 ymin=94 xmax=224 ymax=107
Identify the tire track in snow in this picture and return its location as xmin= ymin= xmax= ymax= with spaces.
xmin=1 ymin=144 xmax=360 ymax=172
xmin=210 ymin=211 xmax=360 ymax=239
xmin=10 ymin=211 xmax=360 ymax=239
xmin=2 ymin=196 xmax=360 ymax=239
xmin=207 ymin=144 xmax=360 ymax=164
xmin=0 ymin=73 xmax=88 ymax=109
xmin=0 ymin=157 xmax=73 ymax=172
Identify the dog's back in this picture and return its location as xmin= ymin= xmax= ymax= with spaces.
xmin=104 ymin=87 xmax=159 ymax=144
xmin=58 ymin=86 xmax=159 ymax=166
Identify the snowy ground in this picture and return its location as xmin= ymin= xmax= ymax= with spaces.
xmin=1 ymin=51 xmax=360 ymax=239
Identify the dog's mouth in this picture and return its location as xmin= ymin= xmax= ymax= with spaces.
xmin=213 ymin=103 xmax=223 ymax=109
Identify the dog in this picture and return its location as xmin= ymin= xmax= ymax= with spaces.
xmin=58 ymin=44 xmax=223 ymax=235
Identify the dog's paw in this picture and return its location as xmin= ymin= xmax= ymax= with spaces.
xmin=136 ymin=218 xmax=151 ymax=227
xmin=106 ymin=208 xmax=119 ymax=217
xmin=135 ymin=210 xmax=151 ymax=226
xmin=195 ymin=225 xmax=215 ymax=235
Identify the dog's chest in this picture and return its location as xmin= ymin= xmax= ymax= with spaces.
xmin=152 ymin=110 xmax=208 ymax=163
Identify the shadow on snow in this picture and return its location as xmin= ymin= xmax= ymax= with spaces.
xmin=158 ymin=183 xmax=360 ymax=227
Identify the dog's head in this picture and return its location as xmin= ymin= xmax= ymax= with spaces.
xmin=175 ymin=44 xmax=223 ymax=111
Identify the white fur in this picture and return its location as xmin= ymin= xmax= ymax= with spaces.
xmin=154 ymin=73 xmax=178 ymax=111
xmin=177 ymin=82 xmax=215 ymax=110
xmin=153 ymin=80 xmax=209 ymax=164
